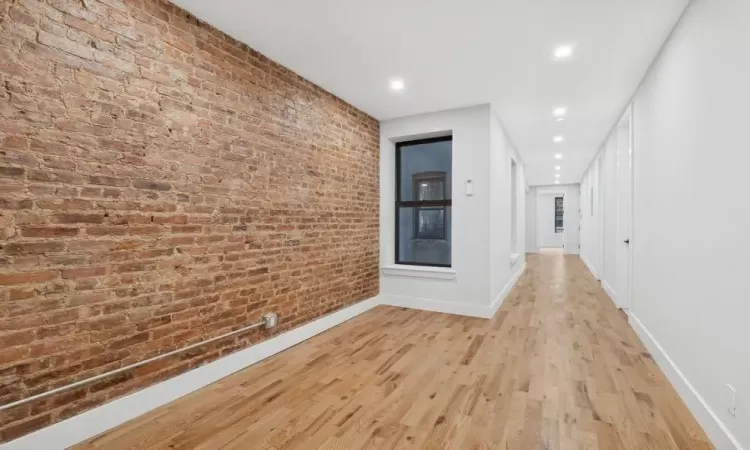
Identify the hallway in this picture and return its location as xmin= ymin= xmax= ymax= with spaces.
xmin=74 ymin=253 xmax=710 ymax=450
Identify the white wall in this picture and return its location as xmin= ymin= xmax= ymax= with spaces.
xmin=490 ymin=108 xmax=526 ymax=304
xmin=579 ymin=0 xmax=749 ymax=446
xmin=526 ymin=184 xmax=580 ymax=254
xmin=601 ymin=133 xmax=618 ymax=293
xmin=632 ymin=0 xmax=748 ymax=446
xmin=580 ymin=158 xmax=602 ymax=277
xmin=525 ymin=188 xmax=537 ymax=253
xmin=563 ymin=185 xmax=581 ymax=255
xmin=380 ymin=104 xmax=526 ymax=317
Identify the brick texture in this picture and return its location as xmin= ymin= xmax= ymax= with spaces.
xmin=0 ymin=0 xmax=379 ymax=442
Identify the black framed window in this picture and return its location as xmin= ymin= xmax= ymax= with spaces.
xmin=555 ymin=196 xmax=564 ymax=233
xmin=396 ymin=136 xmax=452 ymax=267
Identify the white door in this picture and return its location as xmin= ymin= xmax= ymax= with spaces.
xmin=615 ymin=109 xmax=633 ymax=309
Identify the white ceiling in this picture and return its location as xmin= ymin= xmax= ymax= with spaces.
xmin=172 ymin=0 xmax=688 ymax=186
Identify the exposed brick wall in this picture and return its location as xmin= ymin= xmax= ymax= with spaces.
xmin=0 ymin=0 xmax=379 ymax=441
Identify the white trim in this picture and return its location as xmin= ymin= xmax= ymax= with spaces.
xmin=509 ymin=253 xmax=521 ymax=266
xmin=627 ymin=104 xmax=636 ymax=312
xmin=536 ymin=190 xmax=565 ymax=251
xmin=597 ymin=156 xmax=605 ymax=286
xmin=581 ymin=254 xmax=598 ymax=280
xmin=381 ymin=264 xmax=456 ymax=280
xmin=1 ymin=296 xmax=381 ymax=450
xmin=628 ymin=313 xmax=744 ymax=450
xmin=381 ymin=294 xmax=493 ymax=318
xmin=381 ymin=262 xmax=526 ymax=319
xmin=488 ymin=261 xmax=526 ymax=317
xmin=601 ymin=279 xmax=619 ymax=307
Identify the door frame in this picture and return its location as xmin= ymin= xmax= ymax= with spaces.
xmin=536 ymin=190 xmax=567 ymax=251
xmin=615 ymin=105 xmax=635 ymax=311
xmin=597 ymin=155 xmax=605 ymax=280
xmin=626 ymin=105 xmax=635 ymax=311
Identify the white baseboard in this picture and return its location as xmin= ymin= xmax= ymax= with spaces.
xmin=488 ymin=261 xmax=526 ymax=317
xmin=380 ymin=294 xmax=493 ymax=319
xmin=628 ymin=313 xmax=743 ymax=450
xmin=2 ymin=296 xmax=381 ymax=450
xmin=580 ymin=254 xmax=598 ymax=279
xmin=381 ymin=262 xmax=526 ymax=320
xmin=601 ymin=279 xmax=618 ymax=306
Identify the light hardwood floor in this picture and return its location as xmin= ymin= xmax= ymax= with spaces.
xmin=74 ymin=253 xmax=712 ymax=449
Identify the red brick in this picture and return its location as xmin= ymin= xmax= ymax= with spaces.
xmin=80 ymin=187 xmax=102 ymax=197
xmin=0 ymin=167 xmax=25 ymax=178
xmin=2 ymin=136 xmax=29 ymax=150
xmin=86 ymin=226 xmax=127 ymax=236
xmin=9 ymin=6 xmax=37 ymax=26
xmin=108 ymin=332 xmax=150 ymax=351
xmin=3 ymin=242 xmax=66 ymax=255
xmin=28 ymin=169 xmax=84 ymax=185
xmin=0 ymin=330 xmax=36 ymax=347
xmin=0 ymin=198 xmax=33 ymax=210
xmin=62 ymin=267 xmax=107 ymax=279
xmin=0 ymin=346 xmax=29 ymax=366
xmin=0 ymin=271 xmax=58 ymax=285
xmin=9 ymin=288 xmax=36 ymax=301
xmin=152 ymin=215 xmax=187 ymax=225
xmin=0 ymin=0 xmax=379 ymax=441
xmin=36 ymin=198 xmax=93 ymax=210
xmin=133 ymin=179 xmax=171 ymax=191
xmin=0 ymin=414 xmax=52 ymax=442
xmin=88 ymin=175 xmax=129 ymax=187
xmin=54 ymin=213 xmax=104 ymax=224
xmin=37 ymin=30 xmax=93 ymax=60
xmin=20 ymin=227 xmax=79 ymax=238
xmin=171 ymin=225 xmax=201 ymax=234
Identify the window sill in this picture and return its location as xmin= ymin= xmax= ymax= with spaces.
xmin=510 ymin=253 xmax=521 ymax=266
xmin=381 ymin=264 xmax=456 ymax=280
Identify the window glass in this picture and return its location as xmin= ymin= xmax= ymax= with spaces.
xmin=399 ymin=140 xmax=452 ymax=202
xmin=555 ymin=196 xmax=564 ymax=233
xmin=396 ymin=137 xmax=452 ymax=267
xmin=397 ymin=207 xmax=452 ymax=266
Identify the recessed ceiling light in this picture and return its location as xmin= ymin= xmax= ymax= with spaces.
xmin=555 ymin=166 xmax=561 ymax=171
xmin=556 ymin=118 xmax=565 ymax=122
xmin=553 ymin=136 xmax=564 ymax=143
xmin=555 ymin=173 xmax=561 ymax=178
xmin=553 ymin=44 xmax=574 ymax=60
xmin=389 ymin=78 xmax=405 ymax=92
xmin=553 ymin=107 xmax=567 ymax=117
xmin=555 ymin=181 xmax=560 ymax=184
xmin=554 ymin=153 xmax=563 ymax=160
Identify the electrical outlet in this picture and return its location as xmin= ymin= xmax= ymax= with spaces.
xmin=726 ymin=384 xmax=737 ymax=417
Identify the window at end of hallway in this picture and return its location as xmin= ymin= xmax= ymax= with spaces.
xmin=555 ymin=196 xmax=564 ymax=233
xmin=396 ymin=136 xmax=452 ymax=267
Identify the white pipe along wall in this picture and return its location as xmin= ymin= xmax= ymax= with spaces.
xmin=578 ymin=0 xmax=749 ymax=447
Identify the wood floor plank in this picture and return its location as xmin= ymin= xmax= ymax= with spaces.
xmin=73 ymin=253 xmax=713 ymax=449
